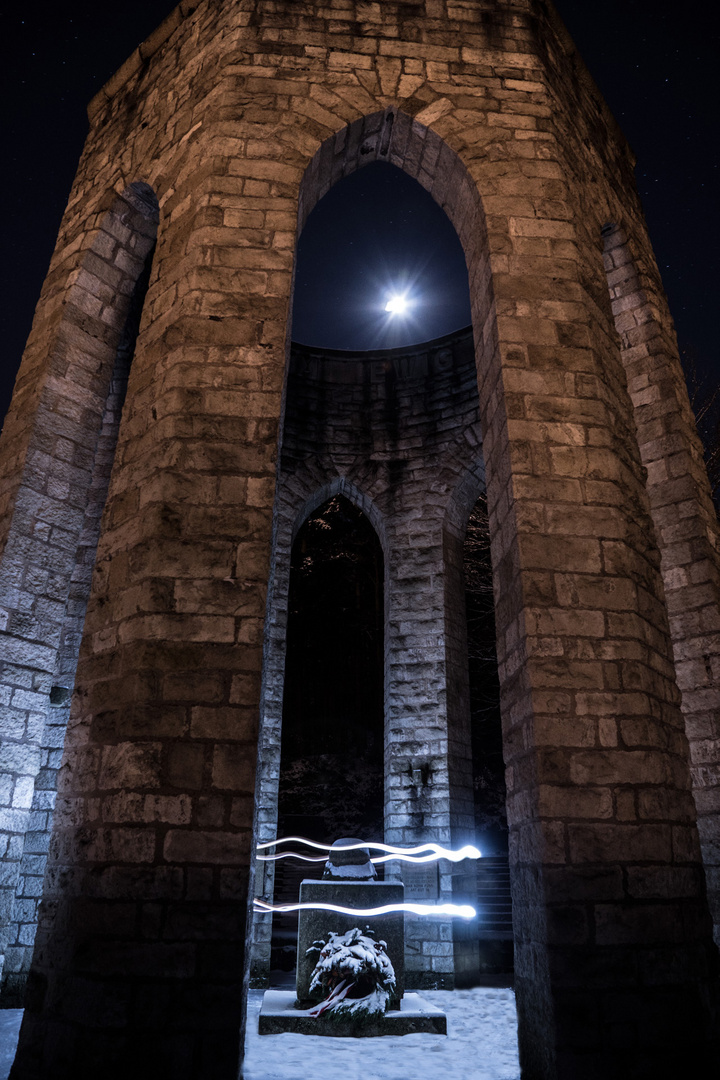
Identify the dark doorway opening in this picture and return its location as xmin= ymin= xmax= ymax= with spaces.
xmin=271 ymin=495 xmax=385 ymax=975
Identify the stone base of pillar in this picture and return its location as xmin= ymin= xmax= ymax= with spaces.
xmin=258 ymin=989 xmax=447 ymax=1036
xmin=295 ymin=880 xmax=405 ymax=1007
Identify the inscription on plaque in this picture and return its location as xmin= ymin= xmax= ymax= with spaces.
xmin=402 ymin=861 xmax=439 ymax=900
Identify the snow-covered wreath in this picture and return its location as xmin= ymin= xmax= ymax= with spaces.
xmin=307 ymin=928 xmax=396 ymax=1021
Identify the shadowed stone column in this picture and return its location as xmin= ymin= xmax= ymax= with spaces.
xmin=10 ymin=141 xmax=289 ymax=1076
xmin=480 ymin=222 xmax=720 ymax=1077
xmin=0 ymin=186 xmax=157 ymax=991
xmin=604 ymin=223 xmax=720 ymax=946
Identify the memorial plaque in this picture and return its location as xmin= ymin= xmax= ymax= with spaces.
xmin=402 ymin=862 xmax=439 ymax=900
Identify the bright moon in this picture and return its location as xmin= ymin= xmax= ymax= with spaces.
xmin=385 ymin=294 xmax=408 ymax=315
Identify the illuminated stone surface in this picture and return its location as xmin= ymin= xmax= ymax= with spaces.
xmin=0 ymin=1 xmax=717 ymax=1077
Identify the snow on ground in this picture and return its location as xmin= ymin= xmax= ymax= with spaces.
xmin=0 ymin=988 xmax=521 ymax=1080
xmin=243 ymin=987 xmax=521 ymax=1080
xmin=0 ymin=1010 xmax=21 ymax=1080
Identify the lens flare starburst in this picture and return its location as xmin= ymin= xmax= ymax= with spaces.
xmin=384 ymin=293 xmax=410 ymax=316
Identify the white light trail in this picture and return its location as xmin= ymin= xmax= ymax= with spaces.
xmin=256 ymin=852 xmax=328 ymax=863
xmin=256 ymin=837 xmax=482 ymax=864
xmin=371 ymin=844 xmax=481 ymax=865
xmin=254 ymin=899 xmax=476 ymax=919
xmin=257 ymin=836 xmax=349 ymax=852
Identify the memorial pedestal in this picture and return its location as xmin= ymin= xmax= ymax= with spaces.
xmin=296 ymin=879 xmax=405 ymax=1007
xmin=259 ymin=845 xmax=446 ymax=1037
xmin=259 ymin=990 xmax=447 ymax=1037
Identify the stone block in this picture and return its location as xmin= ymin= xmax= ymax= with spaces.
xmin=0 ymin=0 xmax=719 ymax=1074
xmin=295 ymin=880 xmax=405 ymax=1007
xmin=258 ymin=989 xmax=446 ymax=1036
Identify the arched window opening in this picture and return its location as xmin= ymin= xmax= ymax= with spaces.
xmin=251 ymin=136 xmax=498 ymax=996
xmin=292 ymin=159 xmax=472 ymax=351
xmin=271 ymin=495 xmax=385 ymax=975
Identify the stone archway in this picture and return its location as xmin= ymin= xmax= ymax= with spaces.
xmin=251 ymin=468 xmax=389 ymax=988
xmin=267 ymin=493 xmax=386 ymax=974
xmin=1 ymin=4 xmax=717 ymax=1077
xmin=252 ymin=302 xmax=487 ymax=986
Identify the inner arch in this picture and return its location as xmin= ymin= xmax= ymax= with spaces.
xmin=271 ymin=495 xmax=385 ymax=971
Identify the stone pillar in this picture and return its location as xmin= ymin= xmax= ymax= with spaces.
xmin=10 ymin=145 xmax=291 ymax=1076
xmin=384 ymin=508 xmax=471 ymax=988
xmin=0 ymin=185 xmax=157 ymax=989
xmin=479 ymin=215 xmax=720 ymax=1075
xmin=604 ymin=224 xmax=720 ymax=945
xmin=0 ymin=237 xmax=153 ymax=1006
xmin=443 ymin=463 xmax=487 ymax=983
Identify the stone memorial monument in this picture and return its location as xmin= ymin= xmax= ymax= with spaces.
xmin=296 ymin=839 xmax=405 ymax=1007
xmin=2 ymin=1 xmax=719 ymax=1074
xmin=259 ymin=839 xmax=446 ymax=1035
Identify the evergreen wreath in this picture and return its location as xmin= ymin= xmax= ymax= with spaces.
xmin=307 ymin=927 xmax=396 ymax=1021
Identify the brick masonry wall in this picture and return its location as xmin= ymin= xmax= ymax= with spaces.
xmin=0 ymin=182 xmax=158 ymax=999
xmin=603 ymin=224 xmax=720 ymax=948
xmin=0 ymin=2 xmax=716 ymax=1078
xmin=251 ymin=327 xmax=483 ymax=990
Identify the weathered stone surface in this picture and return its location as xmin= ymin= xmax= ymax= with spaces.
xmin=0 ymin=1 xmax=716 ymax=1078
xmin=603 ymin=224 xmax=720 ymax=948
xmin=258 ymin=988 xmax=446 ymax=1036
xmin=295 ymin=879 xmax=405 ymax=1007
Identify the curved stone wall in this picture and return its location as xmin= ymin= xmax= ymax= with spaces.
xmin=0 ymin=2 xmax=717 ymax=1076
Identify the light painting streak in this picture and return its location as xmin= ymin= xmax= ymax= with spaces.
xmin=256 ymin=852 xmax=328 ymax=863
xmin=256 ymin=837 xmax=481 ymax=864
xmin=254 ymin=899 xmax=476 ymax=919
xmin=371 ymin=844 xmax=481 ymax=865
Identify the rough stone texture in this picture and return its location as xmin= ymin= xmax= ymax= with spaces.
xmin=258 ymin=988 xmax=447 ymax=1036
xmin=0 ymin=234 xmax=154 ymax=1005
xmin=251 ymin=328 xmax=483 ymax=991
xmin=603 ymin=224 xmax=720 ymax=949
xmin=295 ymin=880 xmax=405 ymax=1006
xmin=0 ymin=181 xmax=158 ymax=999
xmin=0 ymin=1 xmax=715 ymax=1078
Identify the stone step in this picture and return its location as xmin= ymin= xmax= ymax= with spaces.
xmin=259 ymin=990 xmax=447 ymax=1036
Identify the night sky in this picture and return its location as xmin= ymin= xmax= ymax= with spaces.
xmin=1 ymin=0 xmax=717 ymax=421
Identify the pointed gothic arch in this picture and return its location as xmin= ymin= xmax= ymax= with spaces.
xmin=1 ymin=6 xmax=716 ymax=1078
